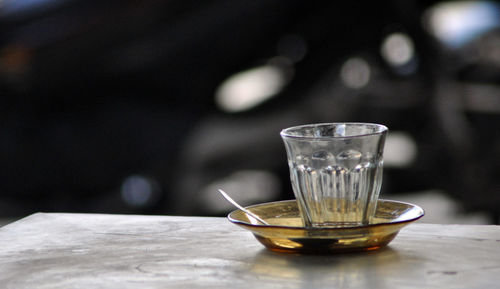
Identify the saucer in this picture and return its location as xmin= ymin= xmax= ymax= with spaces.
xmin=228 ymin=199 xmax=424 ymax=253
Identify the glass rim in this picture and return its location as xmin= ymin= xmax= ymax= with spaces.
xmin=280 ymin=122 xmax=388 ymax=139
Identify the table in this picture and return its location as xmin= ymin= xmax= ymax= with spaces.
xmin=0 ymin=213 xmax=499 ymax=289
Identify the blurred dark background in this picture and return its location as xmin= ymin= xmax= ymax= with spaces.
xmin=1 ymin=0 xmax=499 ymax=223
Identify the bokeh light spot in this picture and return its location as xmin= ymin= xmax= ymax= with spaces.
xmin=340 ymin=57 xmax=371 ymax=89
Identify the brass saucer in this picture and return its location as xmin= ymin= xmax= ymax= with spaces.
xmin=228 ymin=199 xmax=424 ymax=253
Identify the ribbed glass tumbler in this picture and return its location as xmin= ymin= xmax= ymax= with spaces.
xmin=281 ymin=123 xmax=388 ymax=228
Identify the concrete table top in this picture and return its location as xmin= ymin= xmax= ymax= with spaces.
xmin=0 ymin=213 xmax=499 ymax=289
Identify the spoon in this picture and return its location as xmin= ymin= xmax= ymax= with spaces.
xmin=218 ymin=189 xmax=269 ymax=225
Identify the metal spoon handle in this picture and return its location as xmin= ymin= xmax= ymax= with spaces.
xmin=218 ymin=189 xmax=269 ymax=225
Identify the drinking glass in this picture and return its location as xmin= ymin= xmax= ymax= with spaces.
xmin=280 ymin=123 xmax=388 ymax=227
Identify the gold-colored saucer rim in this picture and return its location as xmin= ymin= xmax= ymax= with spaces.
xmin=227 ymin=199 xmax=424 ymax=231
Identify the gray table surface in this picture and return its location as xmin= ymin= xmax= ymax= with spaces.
xmin=0 ymin=213 xmax=499 ymax=289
